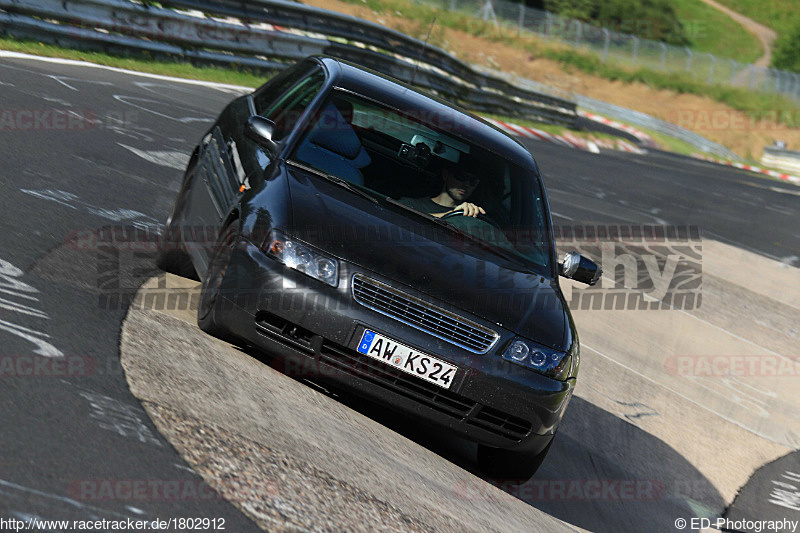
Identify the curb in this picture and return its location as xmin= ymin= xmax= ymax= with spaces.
xmin=693 ymin=155 xmax=800 ymax=185
xmin=483 ymin=118 xmax=647 ymax=155
xmin=578 ymin=111 xmax=658 ymax=147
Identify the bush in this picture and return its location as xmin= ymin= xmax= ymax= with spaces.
xmin=535 ymin=0 xmax=690 ymax=45
xmin=772 ymin=18 xmax=800 ymax=73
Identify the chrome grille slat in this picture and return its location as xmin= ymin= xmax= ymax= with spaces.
xmin=357 ymin=287 xmax=494 ymax=341
xmin=352 ymin=274 xmax=499 ymax=354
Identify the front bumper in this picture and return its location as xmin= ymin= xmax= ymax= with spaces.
xmin=215 ymin=239 xmax=575 ymax=454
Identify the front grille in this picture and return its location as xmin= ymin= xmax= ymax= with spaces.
xmin=319 ymin=340 xmax=531 ymax=442
xmin=251 ymin=309 xmax=531 ymax=443
xmin=351 ymin=274 xmax=499 ymax=354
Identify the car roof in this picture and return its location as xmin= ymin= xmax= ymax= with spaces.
xmin=315 ymin=56 xmax=540 ymax=172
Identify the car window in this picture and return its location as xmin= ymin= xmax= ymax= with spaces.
xmin=262 ymin=68 xmax=326 ymax=142
xmin=252 ymin=62 xmax=316 ymax=116
xmin=290 ymin=90 xmax=552 ymax=271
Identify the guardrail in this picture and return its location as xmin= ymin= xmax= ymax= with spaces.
xmin=575 ymin=95 xmax=740 ymax=160
xmin=761 ymin=146 xmax=800 ymax=174
xmin=0 ymin=0 xmax=579 ymax=127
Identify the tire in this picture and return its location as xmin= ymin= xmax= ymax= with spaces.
xmin=197 ymin=222 xmax=238 ymax=341
xmin=477 ymin=438 xmax=553 ymax=483
xmin=157 ymin=160 xmax=198 ymax=279
xmin=157 ymin=224 xmax=197 ymax=280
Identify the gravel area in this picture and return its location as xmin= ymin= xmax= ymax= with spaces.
xmin=143 ymin=401 xmax=431 ymax=532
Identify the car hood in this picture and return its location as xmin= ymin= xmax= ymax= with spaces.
xmin=286 ymin=170 xmax=567 ymax=350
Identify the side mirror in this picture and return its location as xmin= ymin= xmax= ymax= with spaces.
xmin=559 ymin=252 xmax=601 ymax=286
xmin=244 ymin=116 xmax=278 ymax=156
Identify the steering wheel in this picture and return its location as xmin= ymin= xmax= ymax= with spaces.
xmin=440 ymin=209 xmax=502 ymax=229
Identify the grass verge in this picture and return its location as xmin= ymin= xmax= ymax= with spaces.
xmin=672 ymin=0 xmax=762 ymax=64
xmin=540 ymin=47 xmax=800 ymax=126
xmin=713 ymin=0 xmax=799 ymax=36
xmin=0 ymin=36 xmax=267 ymax=87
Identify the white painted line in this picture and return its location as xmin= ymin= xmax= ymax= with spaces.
xmin=0 ymin=51 xmax=254 ymax=92
xmin=0 ymin=478 xmax=135 ymax=520
xmin=112 ymin=95 xmax=213 ymax=123
xmin=118 ymin=143 xmax=190 ymax=170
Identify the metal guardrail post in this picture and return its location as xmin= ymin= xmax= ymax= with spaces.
xmin=631 ymin=36 xmax=639 ymax=65
xmin=545 ymin=10 xmax=552 ymax=38
xmin=706 ymin=53 xmax=715 ymax=84
xmin=684 ymin=47 xmax=692 ymax=73
xmin=793 ymin=73 xmax=800 ymax=100
xmin=659 ymin=42 xmax=666 ymax=70
xmin=601 ymin=28 xmax=609 ymax=63
xmin=476 ymin=0 xmax=498 ymax=26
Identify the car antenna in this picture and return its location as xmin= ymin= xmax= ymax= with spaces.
xmin=410 ymin=17 xmax=437 ymax=87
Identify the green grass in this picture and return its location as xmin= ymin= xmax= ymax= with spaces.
xmin=353 ymin=0 xmax=765 ymax=63
xmin=634 ymin=125 xmax=703 ymax=157
xmin=673 ymin=0 xmax=762 ymax=63
xmin=0 ymin=36 xmax=268 ymax=87
xmin=541 ymin=47 xmax=800 ymax=126
xmin=713 ymin=0 xmax=800 ymax=36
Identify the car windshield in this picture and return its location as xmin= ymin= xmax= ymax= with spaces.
xmin=291 ymin=89 xmax=553 ymax=272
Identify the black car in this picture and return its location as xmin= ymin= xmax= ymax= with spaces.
xmin=160 ymin=56 xmax=600 ymax=479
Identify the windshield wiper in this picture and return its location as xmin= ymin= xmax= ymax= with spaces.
xmin=385 ymin=198 xmax=531 ymax=267
xmin=382 ymin=197 xmax=451 ymax=228
xmin=288 ymin=161 xmax=380 ymax=206
xmin=447 ymin=224 xmax=529 ymax=267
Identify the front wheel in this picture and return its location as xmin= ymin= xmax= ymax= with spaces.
xmin=197 ymin=222 xmax=238 ymax=341
xmin=477 ymin=438 xmax=553 ymax=482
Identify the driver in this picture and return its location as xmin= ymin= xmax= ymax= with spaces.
xmin=398 ymin=161 xmax=486 ymax=218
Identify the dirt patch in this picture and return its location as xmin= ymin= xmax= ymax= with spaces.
xmin=697 ymin=0 xmax=777 ymax=68
xmin=305 ymin=0 xmax=800 ymax=159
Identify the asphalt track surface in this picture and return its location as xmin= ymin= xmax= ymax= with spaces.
xmin=0 ymin=54 xmax=798 ymax=531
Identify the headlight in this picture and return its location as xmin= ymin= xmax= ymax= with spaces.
xmin=502 ymin=338 xmax=573 ymax=380
xmin=264 ymin=230 xmax=339 ymax=287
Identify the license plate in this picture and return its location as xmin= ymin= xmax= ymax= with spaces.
xmin=356 ymin=329 xmax=458 ymax=389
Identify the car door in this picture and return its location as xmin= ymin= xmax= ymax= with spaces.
xmin=186 ymin=63 xmax=328 ymax=274
xmin=239 ymin=61 xmax=326 ymax=178
xmin=182 ymin=124 xmax=242 ymax=275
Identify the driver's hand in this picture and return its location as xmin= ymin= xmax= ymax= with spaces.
xmin=453 ymin=202 xmax=486 ymax=218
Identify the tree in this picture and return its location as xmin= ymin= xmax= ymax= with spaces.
xmin=772 ymin=18 xmax=800 ymax=73
xmin=539 ymin=0 xmax=689 ymax=46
